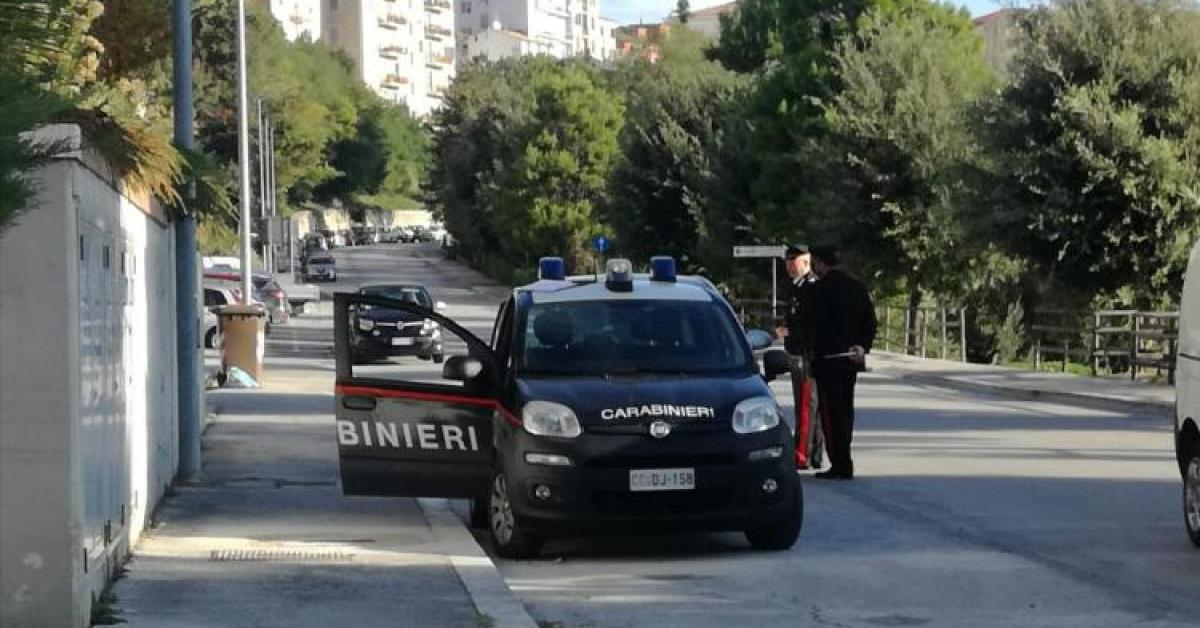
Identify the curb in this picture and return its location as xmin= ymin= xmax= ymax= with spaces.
xmin=417 ymin=498 xmax=538 ymax=628
xmin=890 ymin=371 xmax=1173 ymax=418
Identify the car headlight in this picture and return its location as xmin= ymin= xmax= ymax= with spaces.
xmin=422 ymin=318 xmax=438 ymax=331
xmin=732 ymin=396 xmax=781 ymax=434
xmin=358 ymin=318 xmax=375 ymax=331
xmin=522 ymin=401 xmax=582 ymax=438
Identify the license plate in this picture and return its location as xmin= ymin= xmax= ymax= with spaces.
xmin=629 ymin=468 xmax=695 ymax=492
xmin=391 ymin=337 xmax=415 ymax=346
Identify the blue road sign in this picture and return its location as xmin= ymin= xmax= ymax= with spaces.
xmin=593 ymin=235 xmax=609 ymax=254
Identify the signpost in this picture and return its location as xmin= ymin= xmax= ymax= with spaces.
xmin=733 ymin=245 xmax=787 ymax=320
xmin=593 ymin=235 xmax=609 ymax=276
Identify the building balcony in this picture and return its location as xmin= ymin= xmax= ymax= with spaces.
xmin=426 ymin=53 xmax=453 ymax=67
xmin=379 ymin=44 xmax=408 ymax=58
xmin=289 ymin=13 xmax=306 ymax=24
xmin=425 ymin=24 xmax=452 ymax=40
xmin=381 ymin=74 xmax=410 ymax=88
xmin=378 ymin=13 xmax=407 ymax=29
xmin=424 ymin=0 xmax=452 ymax=12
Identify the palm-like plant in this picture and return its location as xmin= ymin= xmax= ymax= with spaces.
xmin=0 ymin=0 xmax=183 ymax=236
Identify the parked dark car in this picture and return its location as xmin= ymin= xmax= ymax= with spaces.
xmin=350 ymin=284 xmax=446 ymax=364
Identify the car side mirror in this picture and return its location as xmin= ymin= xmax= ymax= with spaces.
xmin=762 ymin=349 xmax=792 ymax=382
xmin=746 ymin=329 xmax=773 ymax=351
xmin=443 ymin=355 xmax=484 ymax=382
xmin=435 ymin=301 xmax=447 ymax=311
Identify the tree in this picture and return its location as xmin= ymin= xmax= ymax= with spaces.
xmin=606 ymin=29 xmax=749 ymax=275
xmin=677 ymin=0 xmax=691 ymax=23
xmin=428 ymin=58 xmax=622 ymax=278
xmin=989 ymin=0 xmax=1200 ymax=306
xmin=494 ymin=62 xmax=624 ymax=268
xmin=814 ymin=7 xmax=994 ymax=304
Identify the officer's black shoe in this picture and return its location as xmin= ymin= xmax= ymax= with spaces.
xmin=815 ymin=469 xmax=853 ymax=480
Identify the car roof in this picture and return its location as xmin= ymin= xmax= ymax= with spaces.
xmin=517 ymin=274 xmax=719 ymax=305
xmin=360 ymin=284 xmax=428 ymax=292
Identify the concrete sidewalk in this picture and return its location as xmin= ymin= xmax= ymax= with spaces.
xmin=870 ymin=351 xmax=1174 ymax=417
xmin=110 ymin=366 xmax=535 ymax=628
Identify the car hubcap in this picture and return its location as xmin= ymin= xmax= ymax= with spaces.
xmin=1187 ymin=459 xmax=1200 ymax=533
xmin=491 ymin=474 xmax=515 ymax=545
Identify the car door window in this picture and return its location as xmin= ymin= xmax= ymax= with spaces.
xmin=204 ymin=289 xmax=225 ymax=307
xmin=333 ymin=293 xmax=500 ymax=498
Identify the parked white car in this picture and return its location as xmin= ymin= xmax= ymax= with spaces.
xmin=1176 ymin=239 xmax=1200 ymax=545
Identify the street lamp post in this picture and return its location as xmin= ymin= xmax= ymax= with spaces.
xmin=236 ymin=0 xmax=253 ymax=303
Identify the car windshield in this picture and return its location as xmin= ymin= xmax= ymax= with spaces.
xmin=360 ymin=286 xmax=432 ymax=309
xmin=517 ymin=300 xmax=753 ymax=376
xmin=311 ymin=256 xmax=333 ymax=264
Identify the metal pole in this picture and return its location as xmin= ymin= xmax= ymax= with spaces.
xmin=770 ymin=259 xmax=777 ymax=321
xmin=173 ymin=0 xmax=202 ymax=479
xmin=268 ymin=121 xmax=277 ymax=272
xmin=257 ymin=102 xmax=267 ymax=273
xmin=236 ymin=0 xmax=253 ymax=302
xmin=960 ymin=307 xmax=967 ymax=362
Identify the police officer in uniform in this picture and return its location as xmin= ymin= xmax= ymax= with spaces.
xmin=802 ymin=246 xmax=876 ymax=480
xmin=774 ymin=243 xmax=824 ymax=470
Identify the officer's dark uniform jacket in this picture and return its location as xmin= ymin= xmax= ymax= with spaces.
xmin=784 ymin=275 xmax=816 ymax=356
xmin=802 ymin=269 xmax=877 ymax=373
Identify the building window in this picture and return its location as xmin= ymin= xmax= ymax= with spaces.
xmin=328 ymin=0 xmax=338 ymax=10
xmin=574 ymin=14 xmax=580 ymax=24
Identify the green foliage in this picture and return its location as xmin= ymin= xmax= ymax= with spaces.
xmin=429 ymin=58 xmax=622 ymax=277
xmin=989 ymin=0 xmax=1200 ymax=304
xmin=814 ymin=7 xmax=993 ymax=292
xmin=606 ymin=28 xmax=749 ymax=275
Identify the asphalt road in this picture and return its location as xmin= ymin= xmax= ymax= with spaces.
xmin=292 ymin=243 xmax=1199 ymax=628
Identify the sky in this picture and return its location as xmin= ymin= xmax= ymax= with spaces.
xmin=603 ymin=0 xmax=1005 ymax=26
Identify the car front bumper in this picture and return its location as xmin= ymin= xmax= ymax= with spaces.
xmin=497 ymin=424 xmax=798 ymax=534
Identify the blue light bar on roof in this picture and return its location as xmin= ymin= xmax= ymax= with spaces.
xmin=650 ymin=256 xmax=677 ymax=282
xmin=538 ymin=257 xmax=566 ymax=280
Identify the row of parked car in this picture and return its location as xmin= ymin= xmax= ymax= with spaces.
xmin=201 ymin=269 xmax=295 ymax=349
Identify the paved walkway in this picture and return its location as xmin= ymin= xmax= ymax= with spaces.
xmin=869 ymin=351 xmax=1174 ymax=416
xmin=111 ymin=365 xmax=534 ymax=628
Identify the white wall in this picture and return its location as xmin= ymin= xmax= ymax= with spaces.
xmin=0 ymin=125 xmax=179 ymax=628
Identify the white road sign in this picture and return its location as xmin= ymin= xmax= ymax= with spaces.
xmin=733 ymin=245 xmax=786 ymax=258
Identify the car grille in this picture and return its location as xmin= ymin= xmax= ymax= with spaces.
xmin=584 ymin=454 xmax=736 ymax=469
xmin=591 ymin=488 xmax=735 ymax=515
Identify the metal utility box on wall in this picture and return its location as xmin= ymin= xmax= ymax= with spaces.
xmin=0 ymin=125 xmax=181 ymax=628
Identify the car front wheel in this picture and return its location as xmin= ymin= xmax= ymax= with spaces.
xmin=745 ymin=481 xmax=804 ymax=551
xmin=488 ymin=471 xmax=543 ymax=559
xmin=1185 ymin=454 xmax=1200 ymax=547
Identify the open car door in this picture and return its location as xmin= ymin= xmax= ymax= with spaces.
xmin=334 ymin=292 xmax=507 ymax=498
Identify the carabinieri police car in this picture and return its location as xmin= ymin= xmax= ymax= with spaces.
xmin=333 ymin=257 xmax=802 ymax=558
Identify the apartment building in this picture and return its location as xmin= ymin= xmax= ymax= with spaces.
xmin=322 ymin=0 xmax=456 ymax=116
xmin=269 ymin=0 xmax=322 ymax=41
xmin=456 ymin=0 xmax=617 ymax=65
xmin=663 ymin=1 xmax=736 ymax=39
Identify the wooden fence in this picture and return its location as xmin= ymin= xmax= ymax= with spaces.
xmin=875 ymin=305 xmax=968 ymax=362
xmin=1030 ymin=309 xmax=1178 ymax=382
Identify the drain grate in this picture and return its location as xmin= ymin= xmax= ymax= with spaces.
xmin=209 ymin=549 xmax=355 ymax=563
